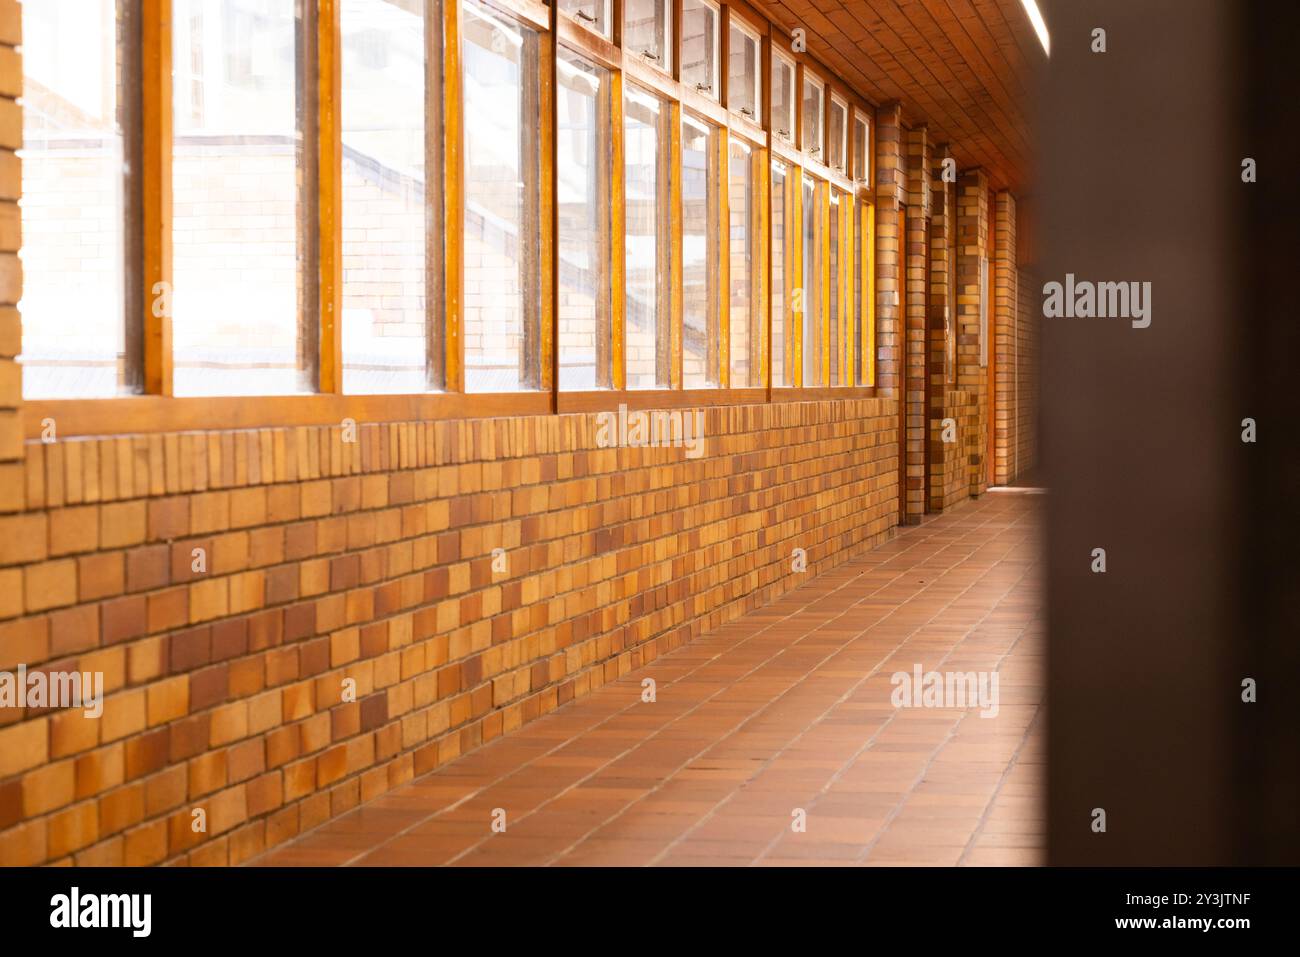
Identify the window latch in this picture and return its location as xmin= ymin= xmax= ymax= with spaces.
xmin=695 ymin=83 xmax=713 ymax=93
xmin=641 ymin=50 xmax=660 ymax=61
xmin=575 ymin=10 xmax=596 ymax=23
xmin=809 ymin=146 xmax=822 ymax=156
xmin=739 ymin=106 xmax=754 ymax=118
xmin=777 ymin=128 xmax=790 ymax=138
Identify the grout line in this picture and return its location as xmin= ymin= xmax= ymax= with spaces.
xmin=325 ymin=505 xmax=958 ymax=865
xmin=745 ymin=533 xmax=1037 ymax=866
xmin=957 ymin=702 xmax=1044 ymax=866
xmin=565 ymin=503 xmax=1026 ymax=867
xmin=444 ymin=519 xmax=974 ymax=866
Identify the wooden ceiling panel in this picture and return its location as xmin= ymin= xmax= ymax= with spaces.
xmin=751 ymin=0 xmax=1038 ymax=193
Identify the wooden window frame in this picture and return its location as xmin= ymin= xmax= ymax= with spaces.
xmin=679 ymin=0 xmax=721 ymax=100
xmin=800 ymin=68 xmax=825 ymax=163
xmin=770 ymin=46 xmax=796 ymax=145
xmin=556 ymin=45 xmax=621 ymax=391
xmin=458 ymin=0 xmax=552 ymax=395
xmin=725 ymin=10 xmax=762 ymax=125
xmin=622 ymin=81 xmax=674 ymax=391
xmin=623 ymin=0 xmax=674 ymax=76
xmin=558 ymin=0 xmax=615 ymax=40
xmin=25 ymin=0 xmax=881 ymax=440
xmin=851 ymin=112 xmax=870 ymax=185
xmin=827 ymin=92 xmax=849 ymax=175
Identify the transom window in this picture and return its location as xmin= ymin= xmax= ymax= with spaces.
xmin=828 ymin=94 xmax=849 ymax=172
xmin=625 ymin=0 xmax=673 ymax=73
xmin=853 ymin=114 xmax=871 ymax=183
xmin=802 ymin=71 xmax=825 ymax=160
xmin=728 ymin=17 xmax=761 ymax=122
xmin=559 ymin=0 xmax=612 ymax=39
xmin=681 ymin=0 xmax=720 ymax=98
xmin=771 ymin=50 xmax=796 ymax=142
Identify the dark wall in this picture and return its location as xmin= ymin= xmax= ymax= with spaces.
xmin=1040 ymin=0 xmax=1299 ymax=864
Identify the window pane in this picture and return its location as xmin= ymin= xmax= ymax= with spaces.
xmin=853 ymin=117 xmax=870 ymax=183
xmin=771 ymin=55 xmax=794 ymax=142
xmin=771 ymin=161 xmax=789 ymax=387
xmin=728 ymin=139 xmax=758 ymax=388
xmin=802 ymin=75 xmax=823 ymax=160
xmin=728 ymin=23 xmax=758 ymax=120
xmin=171 ymin=0 xmax=306 ymax=396
xmin=829 ymin=96 xmax=847 ymax=171
xmin=557 ymin=50 xmax=612 ymax=390
xmin=341 ymin=0 xmax=427 ymax=394
xmin=855 ymin=202 xmax=872 ymax=385
xmin=801 ymin=175 xmax=821 ymax=386
xmin=681 ymin=115 xmax=720 ymax=389
xmin=19 ymin=0 xmax=129 ymax=397
xmin=624 ymin=0 xmax=672 ymax=73
xmin=625 ymin=86 xmax=672 ymax=390
xmin=462 ymin=1 xmax=542 ymax=392
xmin=681 ymin=0 xmax=718 ymax=97
xmin=829 ymin=192 xmax=842 ymax=385
xmin=559 ymin=0 xmax=611 ymax=38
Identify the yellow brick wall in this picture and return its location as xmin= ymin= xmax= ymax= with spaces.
xmin=0 ymin=399 xmax=901 ymax=864
xmin=0 ymin=0 xmax=19 ymax=463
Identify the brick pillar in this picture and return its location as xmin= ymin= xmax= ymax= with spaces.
xmin=903 ymin=126 xmax=930 ymax=524
xmin=873 ymin=103 xmax=904 ymax=398
xmin=927 ymin=144 xmax=954 ymax=512
xmin=0 ymin=0 xmax=20 ymax=486
xmin=993 ymin=190 xmax=1017 ymax=485
xmin=874 ymin=103 xmax=906 ymax=524
xmin=956 ymin=169 xmax=989 ymax=496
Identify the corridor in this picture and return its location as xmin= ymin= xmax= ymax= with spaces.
xmin=256 ymin=492 xmax=1044 ymax=867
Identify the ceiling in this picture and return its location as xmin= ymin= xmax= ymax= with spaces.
xmin=751 ymin=0 xmax=1040 ymax=195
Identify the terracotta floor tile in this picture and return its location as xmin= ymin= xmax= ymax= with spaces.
xmin=256 ymin=495 xmax=1045 ymax=867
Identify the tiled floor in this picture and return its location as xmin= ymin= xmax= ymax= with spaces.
xmin=254 ymin=492 xmax=1044 ymax=867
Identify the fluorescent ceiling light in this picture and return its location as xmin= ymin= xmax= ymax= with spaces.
xmin=1019 ymin=0 xmax=1050 ymax=56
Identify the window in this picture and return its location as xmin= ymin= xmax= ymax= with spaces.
xmin=853 ymin=115 xmax=870 ymax=183
xmin=557 ymin=50 xmax=613 ymax=390
xmin=728 ymin=139 xmax=760 ymax=388
xmin=979 ymin=255 xmax=989 ymax=367
xmin=462 ymin=0 xmax=543 ymax=392
xmin=828 ymin=94 xmax=848 ymax=172
xmin=624 ymin=86 xmax=673 ymax=390
xmin=171 ymin=0 xmax=308 ymax=397
xmin=17 ymin=0 xmax=874 ymax=412
xmin=624 ymin=0 xmax=672 ymax=73
xmin=771 ymin=160 xmax=792 ymax=388
xmin=681 ymin=0 xmax=719 ymax=98
xmin=802 ymin=72 xmax=824 ymax=160
xmin=559 ymin=0 xmax=612 ymax=39
xmin=728 ymin=18 xmax=760 ymax=122
xmin=341 ymin=0 xmax=428 ymax=394
xmin=855 ymin=201 xmax=875 ymax=385
xmin=681 ymin=114 xmax=721 ymax=389
xmin=828 ymin=191 xmax=842 ymax=385
xmin=801 ymin=174 xmax=822 ymax=386
xmin=19 ymin=0 xmax=130 ymax=397
xmin=771 ymin=51 xmax=795 ymax=142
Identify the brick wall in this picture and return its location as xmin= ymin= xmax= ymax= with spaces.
xmin=0 ymin=398 xmax=901 ymax=865
xmin=903 ymin=125 xmax=929 ymax=525
xmin=1015 ymin=264 xmax=1038 ymax=477
xmin=992 ymin=190 xmax=1016 ymax=485
xmin=956 ymin=169 xmax=989 ymax=497
xmin=873 ymin=103 xmax=904 ymax=398
xmin=930 ymin=388 xmax=979 ymax=511
xmin=0 ymin=3 xmax=18 ymax=465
